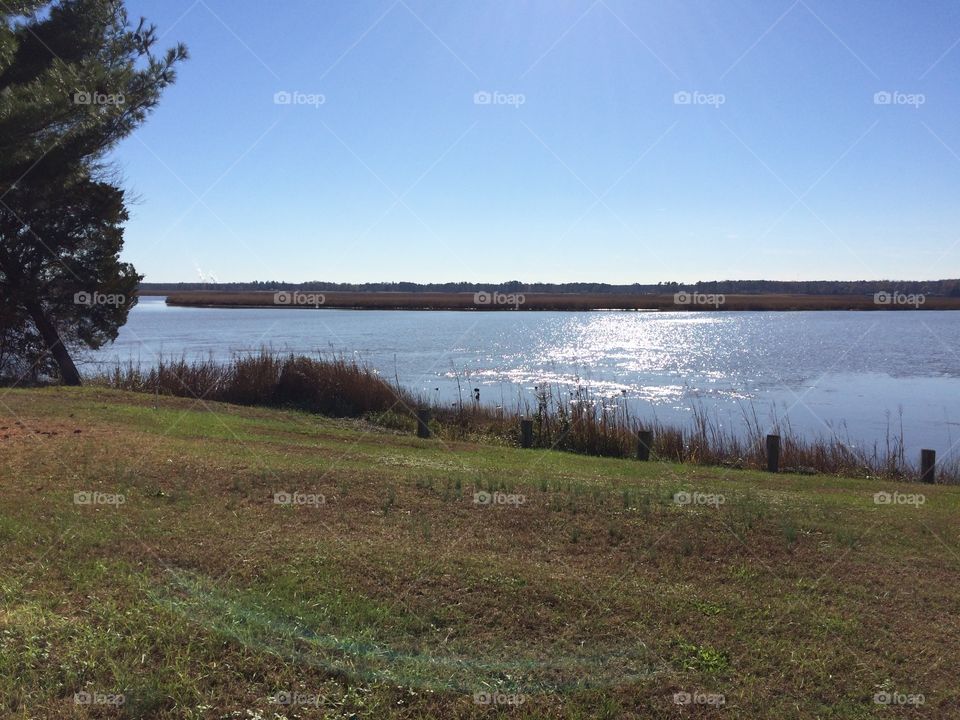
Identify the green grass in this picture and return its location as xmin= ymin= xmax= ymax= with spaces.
xmin=0 ymin=386 xmax=958 ymax=718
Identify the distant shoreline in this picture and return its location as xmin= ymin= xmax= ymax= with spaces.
xmin=155 ymin=290 xmax=960 ymax=312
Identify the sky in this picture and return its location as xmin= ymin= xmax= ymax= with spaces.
xmin=114 ymin=0 xmax=960 ymax=284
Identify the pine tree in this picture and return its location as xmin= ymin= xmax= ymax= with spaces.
xmin=0 ymin=0 xmax=186 ymax=384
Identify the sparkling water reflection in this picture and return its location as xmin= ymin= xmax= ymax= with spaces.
xmin=88 ymin=298 xmax=960 ymax=460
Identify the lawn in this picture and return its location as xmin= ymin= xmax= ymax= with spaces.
xmin=0 ymin=387 xmax=957 ymax=718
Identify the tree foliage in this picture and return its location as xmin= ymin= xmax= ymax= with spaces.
xmin=0 ymin=0 xmax=186 ymax=383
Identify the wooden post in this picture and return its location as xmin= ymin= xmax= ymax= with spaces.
xmin=416 ymin=408 xmax=432 ymax=439
xmin=636 ymin=429 xmax=653 ymax=461
xmin=921 ymin=449 xmax=936 ymax=484
xmin=520 ymin=419 xmax=533 ymax=448
xmin=766 ymin=434 xmax=780 ymax=473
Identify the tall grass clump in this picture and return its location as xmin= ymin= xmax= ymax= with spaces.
xmin=94 ymin=353 xmax=956 ymax=484
xmin=98 ymin=352 xmax=412 ymax=417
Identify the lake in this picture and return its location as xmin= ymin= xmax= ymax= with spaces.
xmin=88 ymin=297 xmax=960 ymax=461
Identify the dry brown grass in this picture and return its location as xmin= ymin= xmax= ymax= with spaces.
xmin=94 ymin=354 xmax=954 ymax=484
xmin=161 ymin=290 xmax=960 ymax=311
xmin=98 ymin=352 xmax=411 ymax=417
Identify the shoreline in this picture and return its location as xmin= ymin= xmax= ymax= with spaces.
xmin=154 ymin=290 xmax=960 ymax=312
xmin=91 ymin=352 xmax=954 ymax=484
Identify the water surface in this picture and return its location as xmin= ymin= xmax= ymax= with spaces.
xmin=88 ymin=297 xmax=960 ymax=461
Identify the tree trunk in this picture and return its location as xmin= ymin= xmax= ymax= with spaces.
xmin=26 ymin=300 xmax=82 ymax=386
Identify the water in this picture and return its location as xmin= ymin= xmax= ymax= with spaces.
xmin=88 ymin=297 xmax=960 ymax=461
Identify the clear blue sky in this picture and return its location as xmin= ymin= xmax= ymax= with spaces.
xmin=116 ymin=0 xmax=960 ymax=284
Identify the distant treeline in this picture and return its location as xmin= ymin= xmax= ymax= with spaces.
xmin=140 ymin=279 xmax=960 ymax=296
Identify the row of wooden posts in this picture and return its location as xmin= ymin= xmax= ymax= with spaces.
xmin=414 ymin=410 xmax=939 ymax=483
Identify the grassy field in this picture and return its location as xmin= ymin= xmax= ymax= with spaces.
xmin=1 ymin=387 xmax=958 ymax=718
xmin=159 ymin=290 xmax=960 ymax=312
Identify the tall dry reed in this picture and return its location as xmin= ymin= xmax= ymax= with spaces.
xmin=93 ymin=353 xmax=953 ymax=483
